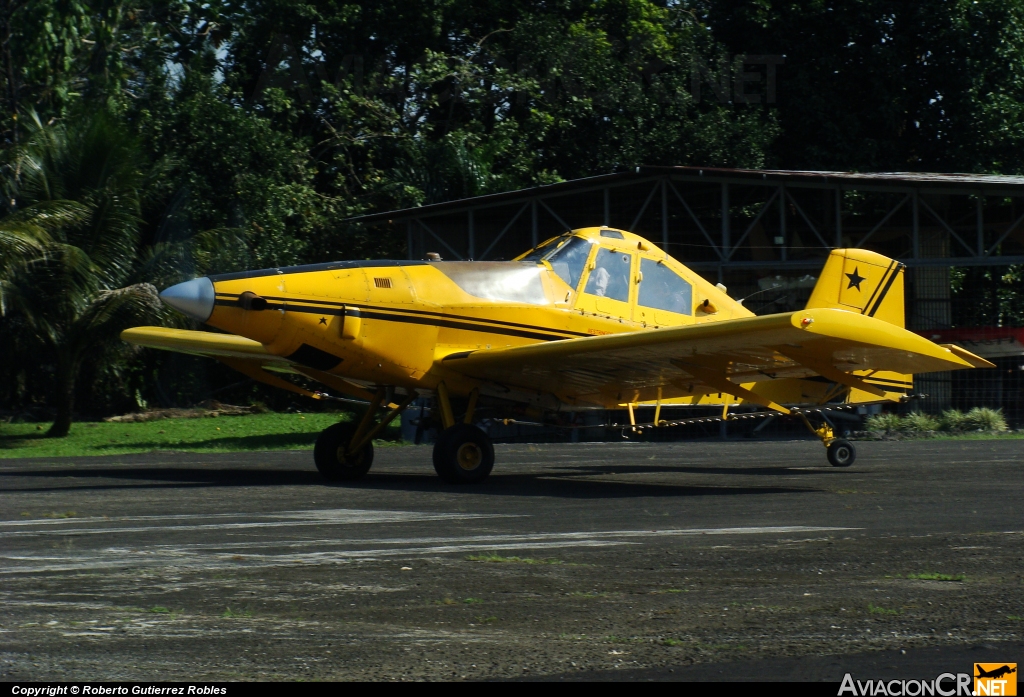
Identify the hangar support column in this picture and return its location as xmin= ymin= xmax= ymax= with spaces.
xmin=908 ymin=193 xmax=952 ymax=413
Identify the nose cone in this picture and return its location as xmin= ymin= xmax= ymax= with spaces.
xmin=159 ymin=277 xmax=215 ymax=322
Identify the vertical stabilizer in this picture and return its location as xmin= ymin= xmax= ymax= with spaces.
xmin=806 ymin=249 xmax=906 ymax=327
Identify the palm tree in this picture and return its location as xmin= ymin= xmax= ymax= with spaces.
xmin=1 ymin=110 xmax=163 ymax=436
xmin=0 ymin=208 xmax=55 ymax=311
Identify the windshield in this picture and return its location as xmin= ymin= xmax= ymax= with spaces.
xmin=546 ymin=236 xmax=593 ymax=290
xmin=517 ymin=235 xmax=565 ymax=263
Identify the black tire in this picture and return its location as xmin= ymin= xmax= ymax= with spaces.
xmin=314 ymin=422 xmax=374 ymax=481
xmin=433 ymin=424 xmax=494 ymax=484
xmin=826 ymin=439 xmax=856 ymax=467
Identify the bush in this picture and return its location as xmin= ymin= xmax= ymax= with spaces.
xmin=865 ymin=412 xmax=903 ymax=434
xmin=903 ymin=412 xmax=939 ymax=432
xmin=938 ymin=409 xmax=970 ymax=432
xmin=963 ymin=407 xmax=1008 ymax=432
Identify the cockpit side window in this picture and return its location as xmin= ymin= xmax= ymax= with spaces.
xmin=545 ymin=236 xmax=593 ymax=290
xmin=638 ymin=258 xmax=692 ymax=315
xmin=584 ymin=247 xmax=632 ymax=302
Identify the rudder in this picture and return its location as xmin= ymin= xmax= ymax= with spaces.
xmin=805 ymin=249 xmax=911 ymax=404
xmin=806 ymin=249 xmax=906 ymax=327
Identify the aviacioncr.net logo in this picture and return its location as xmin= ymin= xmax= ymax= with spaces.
xmin=839 ymin=673 xmax=973 ymax=696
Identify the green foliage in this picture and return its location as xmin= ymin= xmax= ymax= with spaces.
xmin=905 ymin=572 xmax=964 ymax=582
xmin=939 ymin=409 xmax=971 ymax=431
xmin=865 ymin=412 xmax=904 ymax=434
xmin=868 ymin=604 xmax=900 ymax=616
xmin=1 ymin=110 xmax=168 ymax=435
xmin=221 ymin=607 xmax=252 ymax=618
xmin=702 ymin=0 xmax=1024 ymax=173
xmin=964 ymin=407 xmax=1009 ymax=432
xmin=465 ymin=554 xmax=563 ymax=565
xmin=0 ymin=411 xmax=389 ymax=458
xmin=903 ymin=412 xmax=939 ymax=433
xmin=951 ymin=266 xmax=1024 ymax=328
xmin=868 ymin=408 xmax=1010 ymax=436
xmin=938 ymin=407 xmax=1008 ymax=432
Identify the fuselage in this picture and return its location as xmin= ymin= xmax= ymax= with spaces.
xmin=166 ymin=227 xmax=751 ymax=405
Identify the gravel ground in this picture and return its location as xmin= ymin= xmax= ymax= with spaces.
xmin=1 ymin=439 xmax=1021 ymax=681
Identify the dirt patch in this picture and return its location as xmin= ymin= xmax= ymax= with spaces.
xmin=103 ymin=400 xmax=264 ymax=423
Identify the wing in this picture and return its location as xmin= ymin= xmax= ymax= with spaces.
xmin=121 ymin=327 xmax=379 ymax=403
xmin=122 ymin=326 xmax=282 ymax=361
xmin=440 ymin=308 xmax=993 ymax=411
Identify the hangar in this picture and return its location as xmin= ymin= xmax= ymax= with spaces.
xmin=347 ymin=166 xmax=1024 ymax=428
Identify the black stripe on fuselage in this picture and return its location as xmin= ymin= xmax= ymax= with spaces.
xmin=216 ymin=298 xmax=346 ymax=317
xmin=214 ymin=292 xmax=592 ymax=340
xmin=213 ymin=297 xmax=578 ymax=342
xmin=355 ymin=309 xmax=567 ymax=342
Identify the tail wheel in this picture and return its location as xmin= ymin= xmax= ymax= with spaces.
xmin=433 ymin=424 xmax=494 ymax=484
xmin=314 ymin=422 xmax=374 ymax=481
xmin=826 ymin=439 xmax=856 ymax=467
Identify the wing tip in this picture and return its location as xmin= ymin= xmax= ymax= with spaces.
xmin=939 ymin=343 xmax=996 ymax=369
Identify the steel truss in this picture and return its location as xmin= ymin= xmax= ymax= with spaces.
xmin=349 ymin=166 xmax=1024 ymax=272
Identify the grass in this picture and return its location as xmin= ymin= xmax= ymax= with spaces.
xmin=868 ymin=604 xmax=900 ymax=615
xmin=221 ymin=607 xmax=252 ymax=618
xmin=0 ymin=412 xmax=405 ymax=459
xmin=465 ymin=553 xmax=563 ymax=565
xmin=905 ymin=572 xmax=965 ymax=582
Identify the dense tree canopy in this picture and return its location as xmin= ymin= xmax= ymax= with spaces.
xmin=1 ymin=0 xmax=1023 ymax=425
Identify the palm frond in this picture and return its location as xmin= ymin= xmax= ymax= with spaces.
xmin=71 ymin=283 xmax=163 ymax=349
xmin=3 ymin=200 xmax=91 ymax=234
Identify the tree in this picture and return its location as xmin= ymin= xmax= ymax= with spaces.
xmin=2 ymin=110 xmax=163 ymax=436
xmin=699 ymin=0 xmax=1024 ymax=173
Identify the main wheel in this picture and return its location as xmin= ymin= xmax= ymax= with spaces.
xmin=433 ymin=424 xmax=494 ymax=484
xmin=826 ymin=439 xmax=856 ymax=467
xmin=314 ymin=422 xmax=374 ymax=481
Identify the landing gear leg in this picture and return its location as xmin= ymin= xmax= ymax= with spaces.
xmin=797 ymin=413 xmax=856 ymax=468
xmin=314 ymin=388 xmax=416 ymax=481
xmin=432 ymin=384 xmax=494 ymax=484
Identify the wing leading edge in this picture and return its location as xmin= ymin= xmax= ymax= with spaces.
xmin=120 ymin=327 xmax=381 ymax=404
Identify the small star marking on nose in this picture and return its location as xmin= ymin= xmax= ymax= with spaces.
xmin=845 ymin=267 xmax=866 ymax=291
xmin=319 ymin=316 xmax=327 ymax=325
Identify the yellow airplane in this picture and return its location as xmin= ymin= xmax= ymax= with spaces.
xmin=123 ymin=226 xmax=992 ymax=482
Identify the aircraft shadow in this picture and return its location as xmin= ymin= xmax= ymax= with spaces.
xmin=1 ymin=465 xmax=827 ymax=499
xmin=359 ymin=472 xmax=821 ymax=499
xmin=554 ymin=464 xmax=844 ymax=476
